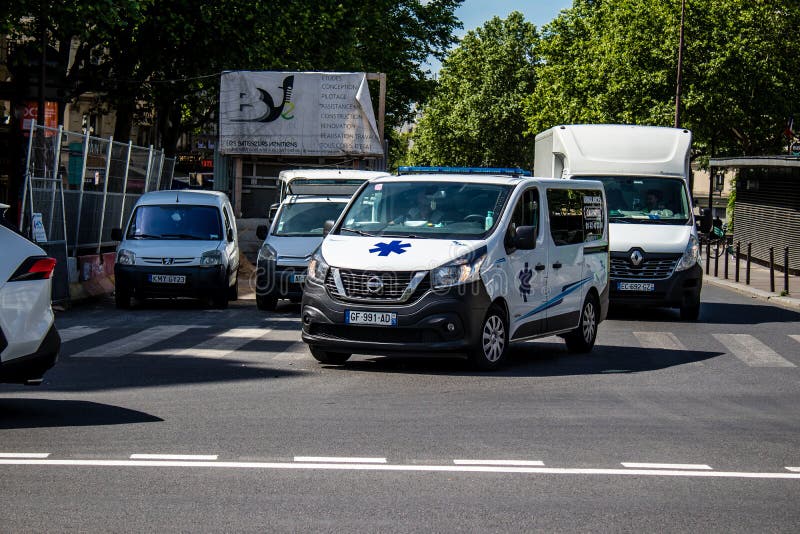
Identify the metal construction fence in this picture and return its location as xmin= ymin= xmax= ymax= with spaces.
xmin=19 ymin=121 xmax=175 ymax=303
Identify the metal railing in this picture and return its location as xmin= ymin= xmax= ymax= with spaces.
xmin=19 ymin=121 xmax=175 ymax=303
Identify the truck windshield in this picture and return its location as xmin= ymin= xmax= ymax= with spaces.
xmin=126 ymin=205 xmax=223 ymax=240
xmin=337 ymin=181 xmax=512 ymax=239
xmin=273 ymin=201 xmax=347 ymax=237
xmin=588 ymin=176 xmax=690 ymax=225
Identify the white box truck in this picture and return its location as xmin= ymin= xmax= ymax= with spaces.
xmin=534 ymin=124 xmax=702 ymax=320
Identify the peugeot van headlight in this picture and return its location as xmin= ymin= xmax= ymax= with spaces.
xmin=307 ymin=251 xmax=329 ymax=284
xmin=258 ymin=243 xmax=277 ymax=264
xmin=201 ymin=250 xmax=223 ymax=266
xmin=117 ymin=249 xmax=135 ymax=265
xmin=431 ymin=249 xmax=487 ymax=289
xmin=676 ymin=235 xmax=700 ymax=271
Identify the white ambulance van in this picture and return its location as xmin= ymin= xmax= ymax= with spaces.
xmin=300 ymin=169 xmax=609 ymax=369
xmin=534 ymin=124 xmax=702 ymax=320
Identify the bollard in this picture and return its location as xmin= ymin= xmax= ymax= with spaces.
xmin=724 ymin=243 xmax=729 ymax=279
xmin=705 ymin=241 xmax=711 ymax=274
xmin=746 ymin=243 xmax=752 ymax=285
xmin=784 ymin=246 xmax=790 ymax=294
xmin=769 ymin=247 xmax=775 ymax=293
xmin=714 ymin=247 xmax=719 ymax=277
xmin=735 ymin=241 xmax=741 ymax=282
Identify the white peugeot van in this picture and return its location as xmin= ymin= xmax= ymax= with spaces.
xmin=301 ymin=170 xmax=609 ymax=369
xmin=112 ymin=190 xmax=240 ymax=308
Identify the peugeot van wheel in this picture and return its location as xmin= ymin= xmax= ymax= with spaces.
xmin=115 ymin=287 xmax=131 ymax=309
xmin=310 ymin=348 xmax=351 ymax=365
xmin=468 ymin=305 xmax=508 ymax=370
xmin=565 ymin=293 xmax=599 ymax=353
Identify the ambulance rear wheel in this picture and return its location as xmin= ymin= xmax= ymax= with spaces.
xmin=565 ymin=293 xmax=598 ymax=353
xmin=310 ymin=348 xmax=351 ymax=365
xmin=468 ymin=305 xmax=508 ymax=370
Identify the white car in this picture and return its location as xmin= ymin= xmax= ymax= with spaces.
xmin=0 ymin=203 xmax=61 ymax=385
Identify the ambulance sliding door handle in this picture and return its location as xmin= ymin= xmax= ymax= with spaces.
xmin=535 ymin=263 xmax=546 ymax=271
xmin=552 ymin=262 xmax=562 ymax=269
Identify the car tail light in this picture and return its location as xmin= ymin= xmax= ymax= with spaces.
xmin=8 ymin=256 xmax=57 ymax=282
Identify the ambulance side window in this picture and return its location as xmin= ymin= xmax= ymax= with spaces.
xmin=506 ymin=188 xmax=539 ymax=251
xmin=547 ymin=188 xmax=604 ymax=245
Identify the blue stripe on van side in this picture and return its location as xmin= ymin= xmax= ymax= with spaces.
xmin=516 ymin=276 xmax=593 ymax=321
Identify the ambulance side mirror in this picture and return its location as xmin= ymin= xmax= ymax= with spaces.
xmin=323 ymin=220 xmax=335 ymax=237
xmin=514 ymin=225 xmax=537 ymax=250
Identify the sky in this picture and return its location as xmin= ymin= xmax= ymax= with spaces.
xmin=427 ymin=0 xmax=573 ymax=74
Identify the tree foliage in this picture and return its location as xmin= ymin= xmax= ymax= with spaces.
xmin=409 ymin=12 xmax=538 ymax=168
xmin=525 ymin=0 xmax=800 ymax=161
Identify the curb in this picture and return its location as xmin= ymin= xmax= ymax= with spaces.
xmin=704 ymin=276 xmax=800 ymax=311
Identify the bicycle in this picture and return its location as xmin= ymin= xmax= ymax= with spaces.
xmin=699 ymin=224 xmax=730 ymax=259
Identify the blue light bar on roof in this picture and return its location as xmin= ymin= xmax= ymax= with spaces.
xmin=397 ymin=166 xmax=532 ymax=176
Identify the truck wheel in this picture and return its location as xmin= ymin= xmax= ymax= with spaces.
xmin=115 ymin=287 xmax=131 ymax=309
xmin=468 ymin=305 xmax=508 ymax=370
xmin=565 ymin=293 xmax=599 ymax=353
xmin=680 ymin=300 xmax=700 ymax=321
xmin=310 ymin=348 xmax=351 ymax=365
xmin=256 ymin=294 xmax=278 ymax=311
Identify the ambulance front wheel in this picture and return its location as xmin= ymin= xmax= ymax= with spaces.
xmin=565 ymin=293 xmax=599 ymax=353
xmin=468 ymin=305 xmax=508 ymax=370
xmin=310 ymin=348 xmax=351 ymax=365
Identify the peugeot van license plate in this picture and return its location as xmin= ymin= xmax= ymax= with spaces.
xmin=291 ymin=273 xmax=306 ymax=284
xmin=345 ymin=310 xmax=397 ymax=326
xmin=149 ymin=274 xmax=186 ymax=284
xmin=618 ymin=282 xmax=655 ymax=291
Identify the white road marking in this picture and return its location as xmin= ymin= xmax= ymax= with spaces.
xmin=634 ymin=331 xmax=703 ymax=367
xmin=1 ymin=459 xmax=799 ymax=480
xmin=786 ymin=467 xmax=800 ymax=473
xmin=141 ymin=328 xmax=273 ymax=358
xmin=713 ymin=334 xmax=796 ymax=367
xmin=68 ymin=325 xmax=204 ymax=358
xmin=622 ymin=462 xmax=712 ymax=470
xmin=790 ymin=335 xmax=800 ymax=344
xmin=454 ymin=460 xmax=545 ymax=466
xmin=294 ymin=456 xmax=387 ymax=464
xmin=0 ymin=453 xmax=50 ymax=458
xmin=58 ymin=326 xmax=105 ymax=343
xmin=130 ymin=454 xmax=218 ymax=461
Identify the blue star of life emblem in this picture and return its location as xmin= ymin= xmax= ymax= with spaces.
xmin=369 ymin=240 xmax=411 ymax=257
xmin=518 ymin=262 xmax=533 ymax=302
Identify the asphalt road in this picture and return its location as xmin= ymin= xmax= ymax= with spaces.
xmin=2 ymin=284 xmax=800 ymax=532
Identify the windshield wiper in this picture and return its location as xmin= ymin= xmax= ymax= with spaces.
xmin=160 ymin=233 xmax=206 ymax=240
xmin=340 ymin=227 xmax=376 ymax=236
xmin=129 ymin=233 xmax=161 ymax=239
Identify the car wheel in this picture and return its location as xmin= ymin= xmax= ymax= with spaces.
xmin=228 ymin=273 xmax=239 ymax=301
xmin=565 ymin=293 xmax=599 ymax=353
xmin=468 ymin=305 xmax=508 ymax=370
xmin=680 ymin=300 xmax=700 ymax=321
xmin=211 ymin=290 xmax=229 ymax=309
xmin=310 ymin=348 xmax=351 ymax=365
xmin=256 ymin=294 xmax=278 ymax=311
xmin=115 ymin=287 xmax=131 ymax=309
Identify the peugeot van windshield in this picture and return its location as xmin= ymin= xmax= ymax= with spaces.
xmin=126 ymin=205 xmax=223 ymax=240
xmin=273 ymin=201 xmax=347 ymax=237
xmin=589 ymin=176 xmax=691 ymax=225
xmin=337 ymin=181 xmax=512 ymax=239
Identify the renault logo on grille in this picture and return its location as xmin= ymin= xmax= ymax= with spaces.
xmin=162 ymin=258 xmax=174 ymax=265
xmin=366 ymin=276 xmax=384 ymax=294
xmin=630 ymin=250 xmax=644 ymax=267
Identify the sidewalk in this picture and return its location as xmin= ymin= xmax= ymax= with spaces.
xmin=702 ymin=252 xmax=800 ymax=311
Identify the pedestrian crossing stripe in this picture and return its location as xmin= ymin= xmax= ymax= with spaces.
xmin=69 ymin=325 xmax=206 ymax=358
xmin=713 ymin=334 xmax=796 ymax=368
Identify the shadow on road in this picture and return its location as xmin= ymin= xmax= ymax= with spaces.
xmin=0 ymin=398 xmax=162 ymax=429
xmin=34 ymin=354 xmax=307 ymax=392
xmin=608 ymin=301 xmax=800 ymax=324
xmin=332 ymin=343 xmax=723 ymax=377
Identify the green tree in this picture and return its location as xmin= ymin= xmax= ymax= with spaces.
xmin=409 ymin=12 xmax=538 ymax=168
xmin=525 ymin=0 xmax=800 ymax=161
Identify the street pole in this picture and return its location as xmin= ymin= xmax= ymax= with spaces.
xmin=674 ymin=0 xmax=686 ymax=128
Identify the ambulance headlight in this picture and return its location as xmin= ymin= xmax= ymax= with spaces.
xmin=431 ymin=248 xmax=487 ymax=289
xmin=676 ymin=235 xmax=700 ymax=271
xmin=307 ymin=251 xmax=329 ymax=284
